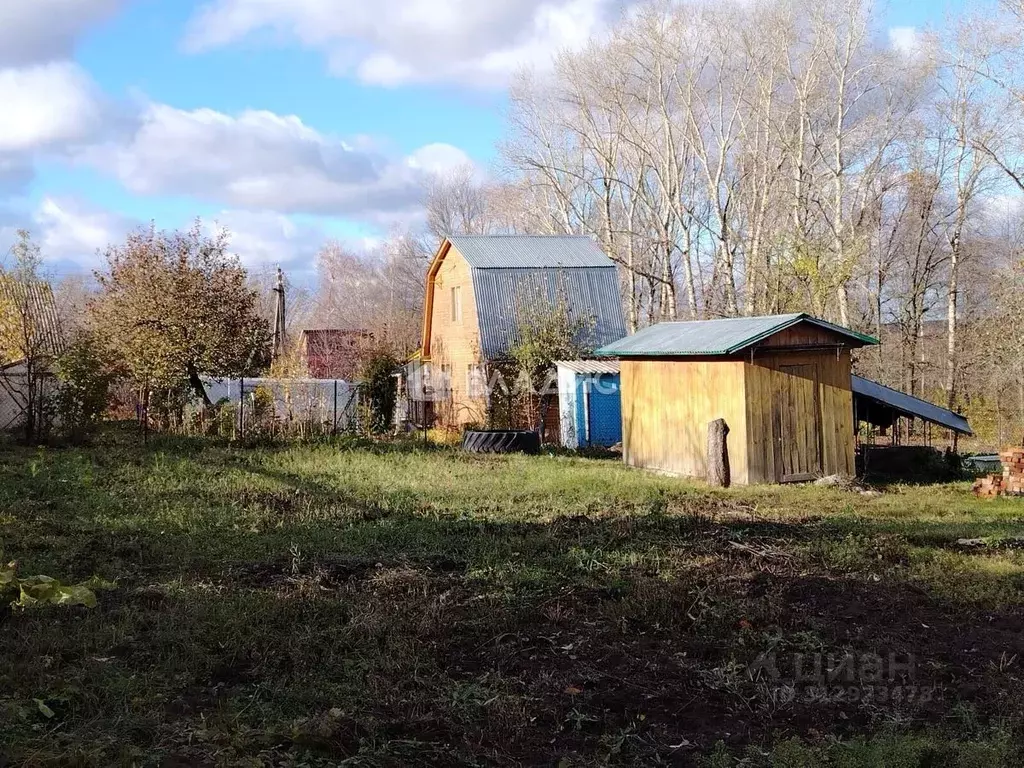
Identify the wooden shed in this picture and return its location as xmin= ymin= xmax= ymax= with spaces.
xmin=595 ymin=314 xmax=877 ymax=485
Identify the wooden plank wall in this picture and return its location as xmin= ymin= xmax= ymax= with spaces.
xmin=429 ymin=247 xmax=487 ymax=426
xmin=744 ymin=350 xmax=854 ymax=483
xmin=621 ymin=359 xmax=750 ymax=484
xmin=757 ymin=325 xmax=848 ymax=348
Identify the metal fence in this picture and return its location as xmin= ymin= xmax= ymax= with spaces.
xmin=203 ymin=377 xmax=361 ymax=438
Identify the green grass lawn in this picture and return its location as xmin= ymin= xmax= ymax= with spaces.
xmin=2 ymin=428 xmax=1024 ymax=766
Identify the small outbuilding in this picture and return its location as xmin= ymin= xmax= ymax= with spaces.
xmin=595 ymin=313 xmax=877 ymax=485
xmin=555 ymin=360 xmax=622 ymax=449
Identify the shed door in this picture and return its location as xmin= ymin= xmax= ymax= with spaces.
xmin=772 ymin=364 xmax=823 ymax=483
xmin=578 ymin=374 xmax=622 ymax=447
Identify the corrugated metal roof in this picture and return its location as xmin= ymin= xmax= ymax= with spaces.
xmin=594 ymin=313 xmax=877 ymax=357
xmin=555 ymin=360 xmax=621 ymax=375
xmin=0 ymin=277 xmax=64 ymax=360
xmin=449 ymin=235 xmax=615 ymax=269
xmin=472 ymin=267 xmax=626 ymax=359
xmin=852 ymin=375 xmax=973 ymax=435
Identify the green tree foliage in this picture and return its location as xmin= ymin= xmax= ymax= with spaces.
xmin=507 ymin=283 xmax=595 ymax=438
xmin=54 ymin=330 xmax=116 ymax=444
xmin=89 ymin=223 xmax=270 ymax=409
xmin=360 ymin=348 xmax=399 ymax=434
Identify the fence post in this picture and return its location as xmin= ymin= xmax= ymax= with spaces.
xmin=333 ymin=380 xmax=338 ymax=436
xmin=238 ymin=377 xmax=244 ymax=440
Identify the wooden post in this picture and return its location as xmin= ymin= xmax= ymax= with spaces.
xmin=707 ymin=418 xmax=730 ymax=488
xmin=272 ymin=267 xmax=286 ymax=363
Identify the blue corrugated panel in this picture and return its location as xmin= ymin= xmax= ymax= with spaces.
xmin=575 ymin=373 xmax=622 ymax=447
xmin=472 ymin=267 xmax=626 ymax=359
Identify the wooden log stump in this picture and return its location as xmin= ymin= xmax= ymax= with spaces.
xmin=707 ymin=418 xmax=731 ymax=488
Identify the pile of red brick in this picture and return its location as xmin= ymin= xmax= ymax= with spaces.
xmin=974 ymin=448 xmax=1024 ymax=498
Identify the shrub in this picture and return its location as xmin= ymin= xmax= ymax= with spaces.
xmin=212 ymin=398 xmax=236 ymax=437
xmin=54 ymin=332 xmax=116 ymax=444
xmin=360 ymin=348 xmax=399 ymax=435
xmin=251 ymin=385 xmax=275 ymax=422
xmin=427 ymin=426 xmax=463 ymax=446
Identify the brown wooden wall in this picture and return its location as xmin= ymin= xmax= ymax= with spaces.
xmin=757 ymin=325 xmax=849 ymax=348
xmin=619 ymin=348 xmax=855 ymax=485
xmin=744 ymin=350 xmax=854 ymax=483
xmin=428 ymin=246 xmax=487 ymax=426
xmin=621 ymin=359 xmax=750 ymax=484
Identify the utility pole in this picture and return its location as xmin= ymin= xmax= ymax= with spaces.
xmin=272 ymin=267 xmax=287 ymax=363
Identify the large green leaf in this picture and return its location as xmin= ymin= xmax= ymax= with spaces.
xmin=2 ymin=556 xmax=112 ymax=610
xmin=53 ymin=585 xmax=98 ymax=608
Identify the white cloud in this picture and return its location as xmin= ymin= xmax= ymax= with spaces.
xmin=79 ymin=102 xmax=468 ymax=219
xmin=406 ymin=143 xmax=475 ymax=176
xmin=0 ymin=2 xmax=123 ymax=200
xmin=207 ymin=210 xmax=328 ymax=271
xmin=889 ymin=27 xmax=922 ymax=58
xmin=0 ymin=0 xmax=125 ymax=67
xmin=1 ymin=198 xmax=339 ymax=274
xmin=0 ymin=63 xmax=105 ymax=153
xmin=982 ymin=192 xmax=1024 ymax=225
xmin=32 ymin=196 xmax=135 ymax=266
xmin=184 ymin=0 xmax=619 ymax=87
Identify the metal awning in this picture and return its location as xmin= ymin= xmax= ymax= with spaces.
xmin=555 ymin=360 xmax=621 ymax=375
xmin=852 ymin=375 xmax=973 ymax=435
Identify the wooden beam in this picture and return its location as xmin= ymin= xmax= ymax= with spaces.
xmin=420 ymin=239 xmax=453 ymax=361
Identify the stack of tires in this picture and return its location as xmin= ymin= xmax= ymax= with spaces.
xmin=461 ymin=429 xmax=541 ymax=455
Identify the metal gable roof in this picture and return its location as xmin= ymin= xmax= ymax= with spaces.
xmin=852 ymin=375 xmax=973 ymax=435
xmin=448 ymin=235 xmax=615 ymax=269
xmin=594 ymin=313 xmax=877 ymax=357
xmin=0 ymin=277 xmax=65 ymax=360
xmin=472 ymin=267 xmax=627 ymax=360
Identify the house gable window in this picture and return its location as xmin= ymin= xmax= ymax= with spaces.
xmin=450 ymin=286 xmax=462 ymax=323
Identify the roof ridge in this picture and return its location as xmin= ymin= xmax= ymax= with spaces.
xmin=469 ymin=264 xmax=616 ymax=270
xmin=595 ymin=312 xmax=875 ymax=357
xmin=449 ymin=234 xmax=592 ymax=238
xmin=642 ymin=312 xmax=805 ymax=323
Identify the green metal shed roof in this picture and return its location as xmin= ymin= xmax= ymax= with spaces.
xmin=594 ymin=313 xmax=877 ymax=357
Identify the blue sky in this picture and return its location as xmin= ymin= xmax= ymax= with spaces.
xmin=0 ymin=0 xmax=975 ymax=278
